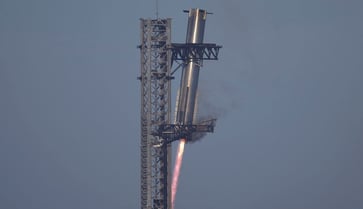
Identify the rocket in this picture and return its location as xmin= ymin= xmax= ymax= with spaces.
xmin=176 ymin=8 xmax=207 ymax=126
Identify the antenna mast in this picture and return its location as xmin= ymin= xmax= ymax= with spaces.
xmin=155 ymin=0 xmax=159 ymax=18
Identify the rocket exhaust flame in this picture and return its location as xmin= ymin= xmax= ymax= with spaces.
xmin=171 ymin=138 xmax=186 ymax=209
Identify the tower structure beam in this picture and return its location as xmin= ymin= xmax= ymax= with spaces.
xmin=139 ymin=18 xmax=172 ymax=209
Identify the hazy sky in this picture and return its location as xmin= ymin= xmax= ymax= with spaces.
xmin=1 ymin=0 xmax=363 ymax=209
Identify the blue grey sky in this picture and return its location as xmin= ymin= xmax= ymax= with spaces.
xmin=1 ymin=0 xmax=362 ymax=209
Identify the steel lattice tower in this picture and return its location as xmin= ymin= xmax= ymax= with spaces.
xmin=138 ymin=10 xmax=221 ymax=209
xmin=138 ymin=18 xmax=172 ymax=209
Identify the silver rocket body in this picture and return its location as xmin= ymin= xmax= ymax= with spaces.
xmin=176 ymin=8 xmax=207 ymax=125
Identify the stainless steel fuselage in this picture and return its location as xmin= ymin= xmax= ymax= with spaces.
xmin=176 ymin=9 xmax=207 ymax=125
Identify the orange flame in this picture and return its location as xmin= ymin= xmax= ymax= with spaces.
xmin=171 ymin=138 xmax=186 ymax=209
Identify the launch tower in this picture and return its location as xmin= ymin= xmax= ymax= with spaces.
xmin=138 ymin=9 xmax=221 ymax=209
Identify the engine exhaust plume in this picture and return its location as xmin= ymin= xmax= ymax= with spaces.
xmin=171 ymin=138 xmax=186 ymax=209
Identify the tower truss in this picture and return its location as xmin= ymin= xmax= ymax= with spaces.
xmin=138 ymin=19 xmax=172 ymax=209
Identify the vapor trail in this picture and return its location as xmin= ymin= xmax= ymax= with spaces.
xmin=171 ymin=138 xmax=186 ymax=209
